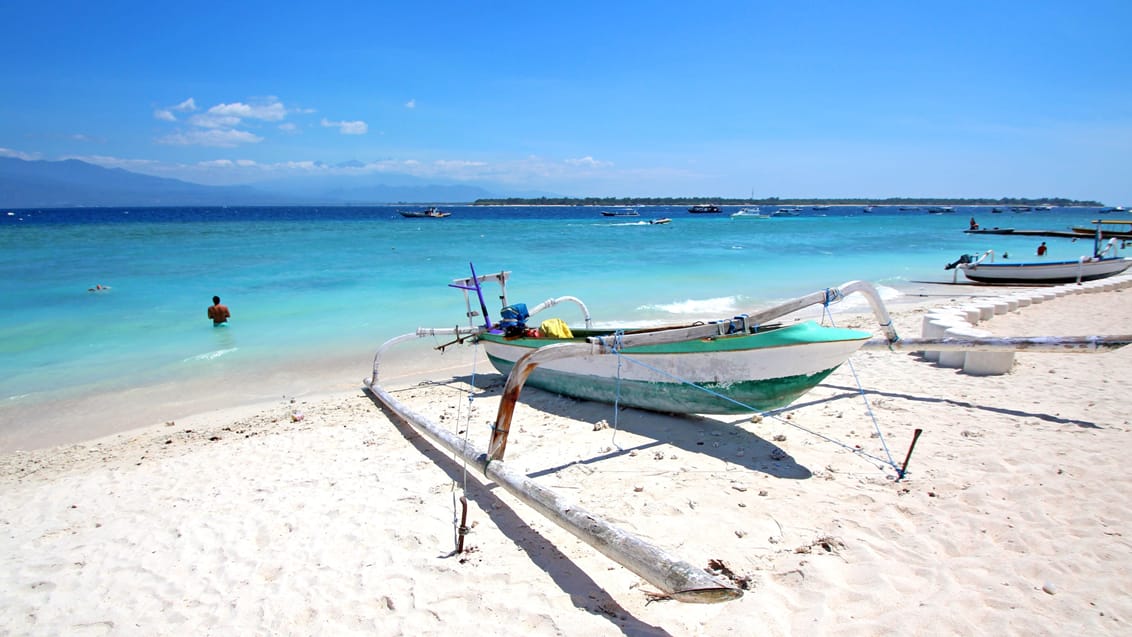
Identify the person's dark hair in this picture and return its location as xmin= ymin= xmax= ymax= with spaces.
xmin=213 ymin=296 xmax=220 ymax=304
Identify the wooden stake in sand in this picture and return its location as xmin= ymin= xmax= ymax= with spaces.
xmin=897 ymin=428 xmax=924 ymax=481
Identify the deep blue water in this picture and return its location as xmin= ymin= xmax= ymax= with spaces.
xmin=0 ymin=204 xmax=1120 ymax=445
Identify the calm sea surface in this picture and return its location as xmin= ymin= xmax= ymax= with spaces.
xmin=0 ymin=204 xmax=1118 ymax=447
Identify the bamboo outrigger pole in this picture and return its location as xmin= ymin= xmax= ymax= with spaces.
xmin=860 ymin=334 xmax=1132 ymax=353
xmin=364 ymin=379 xmax=743 ymax=604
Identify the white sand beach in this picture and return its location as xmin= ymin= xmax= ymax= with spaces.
xmin=3 ymin=280 xmax=1131 ymax=636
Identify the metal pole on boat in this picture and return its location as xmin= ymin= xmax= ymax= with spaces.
xmin=468 ymin=262 xmax=493 ymax=329
xmin=363 ymin=381 xmax=743 ymax=603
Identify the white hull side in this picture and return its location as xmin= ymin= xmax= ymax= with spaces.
xmin=481 ymin=338 xmax=866 ymax=383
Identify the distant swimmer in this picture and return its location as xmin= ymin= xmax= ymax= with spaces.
xmin=208 ymin=295 xmax=231 ymax=326
xmin=88 ymin=284 xmax=110 ymax=292
xmin=969 ymin=217 xmax=979 ymax=230
xmin=1037 ymin=241 xmax=1047 ymax=256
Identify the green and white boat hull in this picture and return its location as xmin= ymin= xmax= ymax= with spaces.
xmin=479 ymin=321 xmax=870 ymax=414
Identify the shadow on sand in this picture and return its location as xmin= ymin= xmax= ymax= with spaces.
xmin=411 ymin=372 xmax=814 ymax=480
xmin=367 ymin=390 xmax=677 ymax=637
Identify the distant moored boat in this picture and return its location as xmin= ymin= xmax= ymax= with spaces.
xmin=400 ymin=206 xmax=451 ymax=218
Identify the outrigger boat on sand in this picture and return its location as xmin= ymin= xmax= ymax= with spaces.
xmin=363 ymin=264 xmax=1132 ymax=604
xmin=946 ymin=233 xmax=1132 ymax=285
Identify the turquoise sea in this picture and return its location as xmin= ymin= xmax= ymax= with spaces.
xmin=0 ymin=204 xmax=1119 ymax=449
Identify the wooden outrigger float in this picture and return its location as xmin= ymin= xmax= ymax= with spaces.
xmin=365 ymin=379 xmax=744 ymax=603
xmin=364 ymin=266 xmax=1132 ymax=603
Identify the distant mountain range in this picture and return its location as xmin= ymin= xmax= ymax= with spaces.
xmin=0 ymin=157 xmax=509 ymax=207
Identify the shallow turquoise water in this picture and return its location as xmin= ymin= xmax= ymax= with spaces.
xmin=0 ymin=204 xmax=1116 ymax=444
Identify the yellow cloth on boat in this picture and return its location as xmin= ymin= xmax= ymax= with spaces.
xmin=538 ymin=318 xmax=573 ymax=339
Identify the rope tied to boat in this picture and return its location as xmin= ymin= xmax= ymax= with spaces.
xmin=448 ymin=336 xmax=483 ymax=552
xmin=604 ymin=350 xmax=899 ymax=473
xmin=819 ymin=303 xmax=898 ymax=470
xmin=822 ymin=288 xmax=845 ymax=307
xmin=608 ymin=330 xmax=626 ymax=449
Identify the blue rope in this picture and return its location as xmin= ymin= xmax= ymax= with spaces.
xmin=455 ymin=337 xmax=481 ymax=487
xmin=820 ymin=303 xmax=897 ymax=468
xmin=601 ymin=330 xmax=626 ymax=449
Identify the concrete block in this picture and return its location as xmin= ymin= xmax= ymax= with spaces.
xmin=974 ymin=303 xmax=997 ymax=321
xmin=964 ymin=348 xmax=1015 ymax=376
xmin=938 ymin=325 xmax=992 ymax=369
xmin=921 ymin=314 xmax=969 ymax=362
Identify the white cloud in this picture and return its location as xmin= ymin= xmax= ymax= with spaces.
xmin=65 ymin=154 xmax=161 ymax=171
xmin=208 ymin=99 xmax=286 ymax=122
xmin=198 ymin=159 xmax=236 ymax=168
xmin=154 ymin=98 xmax=198 ymax=122
xmin=321 ymin=118 xmax=368 ymax=135
xmin=181 ymin=98 xmax=287 ymax=129
xmin=0 ymin=147 xmax=42 ymax=160
xmin=152 ymin=97 xmax=289 ymax=146
xmin=278 ymin=122 xmax=298 ymax=133
xmin=189 ymin=112 xmax=242 ymax=129
xmin=173 ymin=98 xmax=197 ymax=112
xmin=157 ymin=129 xmax=264 ymax=148
xmin=405 ymin=99 xmax=416 ymax=109
xmin=434 ymin=159 xmax=488 ymax=170
xmin=565 ymin=156 xmax=612 ymax=168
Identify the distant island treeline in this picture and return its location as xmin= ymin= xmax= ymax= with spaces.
xmin=474 ymin=196 xmax=1103 ymax=207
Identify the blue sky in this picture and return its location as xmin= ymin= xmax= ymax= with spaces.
xmin=2 ymin=1 xmax=1130 ymax=203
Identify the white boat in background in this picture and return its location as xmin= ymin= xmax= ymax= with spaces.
xmin=771 ymin=207 xmax=803 ymax=217
xmin=731 ymin=208 xmax=769 ymax=219
xmin=949 ymin=219 xmax=1132 ymax=284
xmin=946 ymin=238 xmax=1132 ymax=284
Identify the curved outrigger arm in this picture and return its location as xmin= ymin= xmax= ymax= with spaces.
xmin=367 ymin=326 xmax=484 ymax=387
xmin=528 ymin=295 xmax=593 ymax=328
xmin=488 ymin=342 xmax=599 ymax=461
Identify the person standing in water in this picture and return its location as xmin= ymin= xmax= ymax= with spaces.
xmin=208 ymin=295 xmax=231 ymax=326
xmin=1037 ymin=242 xmax=1048 ymax=256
